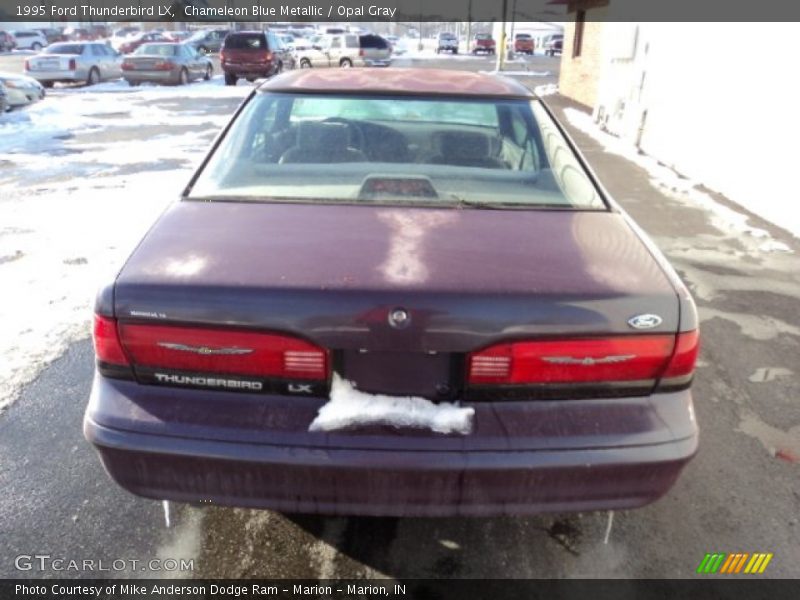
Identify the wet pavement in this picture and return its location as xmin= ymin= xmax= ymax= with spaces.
xmin=1 ymin=56 xmax=798 ymax=580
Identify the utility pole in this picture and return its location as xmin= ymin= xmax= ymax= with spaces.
xmin=495 ymin=0 xmax=508 ymax=71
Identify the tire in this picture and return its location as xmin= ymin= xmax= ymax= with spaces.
xmin=31 ymin=43 xmax=42 ymax=51
xmin=127 ymin=79 xmax=139 ymax=87
xmin=204 ymin=65 xmax=212 ymax=81
xmin=178 ymin=68 xmax=188 ymax=86
xmin=276 ymin=61 xmax=283 ymax=74
xmin=453 ymin=49 xmax=458 ymax=54
xmin=224 ymin=72 xmax=237 ymax=86
xmin=86 ymin=67 xmax=99 ymax=86
xmin=300 ymin=58 xmax=311 ymax=69
xmin=339 ymin=58 xmax=352 ymax=68
xmin=42 ymin=81 xmax=54 ymax=89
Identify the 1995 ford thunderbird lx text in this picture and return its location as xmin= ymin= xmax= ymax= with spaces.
xmin=84 ymin=69 xmax=699 ymax=516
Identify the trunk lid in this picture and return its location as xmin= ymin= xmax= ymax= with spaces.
xmin=28 ymin=54 xmax=73 ymax=71
xmin=115 ymin=201 xmax=678 ymax=355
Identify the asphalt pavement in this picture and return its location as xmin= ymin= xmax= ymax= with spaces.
xmin=1 ymin=52 xmax=798 ymax=580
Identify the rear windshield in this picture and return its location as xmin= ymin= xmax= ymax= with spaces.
xmin=135 ymin=44 xmax=178 ymax=56
xmin=44 ymin=44 xmax=83 ymax=55
xmin=224 ymin=34 xmax=266 ymax=50
xmin=516 ymin=34 xmax=532 ymax=39
xmin=359 ymin=35 xmax=389 ymax=49
xmin=476 ymin=34 xmax=492 ymax=40
xmin=188 ymin=93 xmax=604 ymax=210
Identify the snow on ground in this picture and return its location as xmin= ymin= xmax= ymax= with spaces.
xmin=0 ymin=78 xmax=250 ymax=411
xmin=562 ymin=107 xmax=795 ymax=251
xmin=310 ymin=374 xmax=475 ymax=435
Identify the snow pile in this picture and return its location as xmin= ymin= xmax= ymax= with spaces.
xmin=309 ymin=373 xmax=475 ymax=435
xmin=563 ymin=107 xmax=794 ymax=251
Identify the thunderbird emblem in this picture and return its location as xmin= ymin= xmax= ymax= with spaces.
xmin=542 ymin=355 xmax=635 ymax=366
xmin=157 ymin=342 xmax=253 ymax=356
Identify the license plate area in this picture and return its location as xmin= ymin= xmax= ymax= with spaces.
xmin=340 ymin=350 xmax=459 ymax=401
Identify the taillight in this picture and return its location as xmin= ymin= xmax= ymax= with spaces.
xmin=659 ymin=330 xmax=700 ymax=389
xmin=359 ymin=48 xmax=365 ymax=57
xmin=118 ymin=323 xmax=329 ymax=381
xmin=467 ymin=331 xmax=700 ymax=396
xmin=24 ymin=59 xmax=30 ymax=70
xmin=93 ymin=315 xmax=130 ymax=367
xmin=153 ymin=60 xmax=175 ymax=71
xmin=121 ymin=62 xmax=133 ymax=71
xmin=68 ymin=58 xmax=76 ymax=70
xmin=219 ymin=50 xmax=226 ymax=61
xmin=264 ymin=51 xmax=273 ymax=63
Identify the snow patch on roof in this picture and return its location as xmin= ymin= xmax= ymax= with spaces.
xmin=309 ymin=373 xmax=475 ymax=435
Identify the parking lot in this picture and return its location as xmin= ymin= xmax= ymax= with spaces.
xmin=1 ymin=48 xmax=798 ymax=580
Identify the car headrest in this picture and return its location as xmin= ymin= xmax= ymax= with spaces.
xmin=433 ymin=131 xmax=492 ymax=160
xmin=296 ymin=121 xmax=350 ymax=150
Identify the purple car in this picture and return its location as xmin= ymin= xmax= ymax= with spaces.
xmin=84 ymin=69 xmax=700 ymax=517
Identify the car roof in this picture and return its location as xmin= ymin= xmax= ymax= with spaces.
xmin=257 ymin=68 xmax=535 ymax=99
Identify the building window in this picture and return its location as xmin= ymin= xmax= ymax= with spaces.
xmin=573 ymin=10 xmax=586 ymax=58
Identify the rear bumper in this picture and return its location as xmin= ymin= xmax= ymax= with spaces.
xmin=28 ymin=69 xmax=85 ymax=83
xmin=84 ymin=375 xmax=698 ymax=516
xmin=123 ymin=71 xmax=177 ymax=83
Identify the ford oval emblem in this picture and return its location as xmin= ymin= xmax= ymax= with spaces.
xmin=628 ymin=314 xmax=663 ymax=330
xmin=388 ymin=308 xmax=410 ymax=329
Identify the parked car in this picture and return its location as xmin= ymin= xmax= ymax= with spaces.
xmin=298 ymin=33 xmax=391 ymax=68
xmin=220 ymin=31 xmax=286 ymax=86
xmin=63 ymin=27 xmax=96 ymax=42
xmin=436 ymin=32 xmax=459 ymax=54
xmin=84 ymin=68 xmax=700 ymax=517
xmin=185 ymin=29 xmax=231 ymax=55
xmin=119 ymin=32 xmax=171 ymax=55
xmin=110 ymin=27 xmax=141 ymax=51
xmin=545 ymin=34 xmax=563 ymax=56
xmin=0 ymin=72 xmax=45 ymax=109
xmin=0 ymin=30 xmax=16 ymax=52
xmin=122 ymin=43 xmax=213 ymax=86
xmin=471 ymin=33 xmax=496 ymax=55
xmin=25 ymin=42 xmax=122 ymax=87
xmin=514 ymin=33 xmax=535 ymax=55
xmin=12 ymin=30 xmax=48 ymax=51
xmin=35 ymin=28 xmax=67 ymax=45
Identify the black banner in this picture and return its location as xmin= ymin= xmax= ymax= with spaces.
xmin=2 ymin=0 xmax=800 ymax=23
xmin=3 ymin=580 xmax=800 ymax=600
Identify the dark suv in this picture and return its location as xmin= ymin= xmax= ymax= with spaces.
xmin=436 ymin=32 xmax=459 ymax=54
xmin=221 ymin=31 xmax=287 ymax=86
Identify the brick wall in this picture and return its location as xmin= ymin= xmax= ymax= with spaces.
xmin=558 ymin=8 xmax=607 ymax=109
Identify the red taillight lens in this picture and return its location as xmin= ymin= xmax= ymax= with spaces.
xmin=468 ymin=335 xmax=678 ymax=385
xmin=118 ymin=324 xmax=329 ymax=381
xmin=264 ymin=51 xmax=273 ymax=63
xmin=24 ymin=59 xmax=30 ymax=70
xmin=661 ymin=330 xmax=700 ymax=382
xmin=153 ymin=60 xmax=175 ymax=71
xmin=93 ymin=315 xmax=130 ymax=367
xmin=68 ymin=59 xmax=76 ymax=70
xmin=121 ymin=62 xmax=133 ymax=71
xmin=359 ymin=48 xmax=365 ymax=57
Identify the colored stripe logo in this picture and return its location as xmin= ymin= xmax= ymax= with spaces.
xmin=696 ymin=552 xmax=773 ymax=574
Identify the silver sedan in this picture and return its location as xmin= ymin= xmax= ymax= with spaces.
xmin=122 ymin=43 xmax=213 ymax=86
xmin=24 ymin=42 xmax=123 ymax=87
